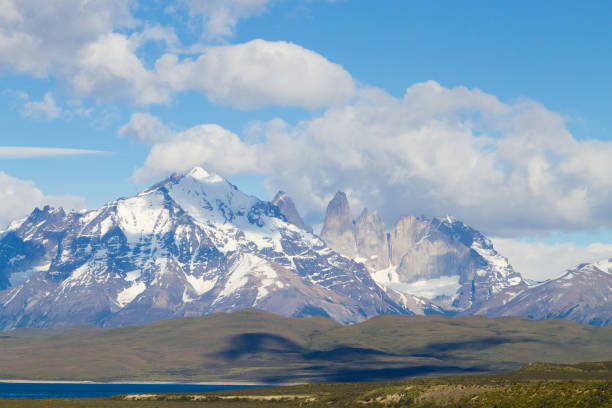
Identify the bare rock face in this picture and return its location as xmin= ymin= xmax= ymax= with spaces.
xmin=354 ymin=209 xmax=389 ymax=271
xmin=272 ymin=191 xmax=312 ymax=233
xmin=390 ymin=217 xmax=485 ymax=293
xmin=317 ymin=193 xmax=525 ymax=313
xmin=396 ymin=238 xmax=473 ymax=283
xmin=386 ymin=216 xmax=524 ymax=310
xmin=320 ymin=191 xmax=357 ymax=258
xmin=388 ymin=216 xmax=431 ymax=266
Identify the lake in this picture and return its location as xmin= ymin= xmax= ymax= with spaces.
xmin=0 ymin=382 xmax=263 ymax=399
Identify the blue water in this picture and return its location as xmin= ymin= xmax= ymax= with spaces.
xmin=0 ymin=382 xmax=263 ymax=399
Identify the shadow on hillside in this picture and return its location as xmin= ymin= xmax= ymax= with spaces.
xmin=213 ymin=333 xmax=395 ymax=363
xmin=210 ymin=332 xmax=522 ymax=382
xmin=263 ymin=364 xmax=486 ymax=383
xmin=215 ymin=333 xmax=304 ymax=360
xmin=409 ymin=336 xmax=537 ymax=358
xmin=303 ymin=346 xmax=394 ymax=361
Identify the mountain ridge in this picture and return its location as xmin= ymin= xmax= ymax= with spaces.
xmin=0 ymin=167 xmax=609 ymax=328
xmin=0 ymin=167 xmax=406 ymax=329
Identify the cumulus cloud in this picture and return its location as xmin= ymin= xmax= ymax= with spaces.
xmin=21 ymin=92 xmax=63 ymax=119
xmin=0 ymin=1 xmax=353 ymax=108
xmin=0 ymin=172 xmax=85 ymax=228
xmin=491 ymin=238 xmax=612 ymax=281
xmin=155 ymin=39 xmax=355 ymax=109
xmin=118 ymin=112 xmax=173 ymax=143
xmin=0 ymin=146 xmax=108 ymax=159
xmin=71 ymin=32 xmax=170 ymax=105
xmin=132 ymin=123 xmax=259 ymax=182
xmin=0 ymin=0 xmax=133 ymax=76
xmin=184 ymin=0 xmax=272 ymax=40
xmin=0 ymin=0 xmax=166 ymax=105
xmin=132 ymin=81 xmax=612 ymax=237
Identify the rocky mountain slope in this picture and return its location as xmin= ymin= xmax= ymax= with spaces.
xmin=476 ymin=258 xmax=612 ymax=327
xmin=0 ymin=168 xmax=405 ymax=329
xmin=318 ymin=191 xmax=611 ymax=326
xmin=271 ymin=191 xmax=312 ymax=233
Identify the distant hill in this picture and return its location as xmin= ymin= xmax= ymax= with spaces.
xmin=0 ymin=309 xmax=610 ymax=383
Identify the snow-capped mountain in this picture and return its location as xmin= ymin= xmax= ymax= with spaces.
xmin=0 ymin=168 xmax=405 ymax=329
xmin=320 ymin=192 xmax=526 ymax=313
xmin=0 ymin=168 xmax=609 ymax=329
xmin=476 ymin=258 xmax=612 ymax=327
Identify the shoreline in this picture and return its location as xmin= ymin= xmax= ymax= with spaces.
xmin=0 ymin=379 xmax=274 ymax=386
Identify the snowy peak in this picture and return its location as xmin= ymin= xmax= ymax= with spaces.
xmin=0 ymin=170 xmax=405 ymax=329
xmin=137 ymin=166 xmax=285 ymax=232
xmin=592 ymin=258 xmax=612 ymax=274
xmin=186 ymin=166 xmax=225 ymax=184
xmin=432 ymin=216 xmax=489 ymax=249
xmin=272 ymin=191 xmax=312 ymax=233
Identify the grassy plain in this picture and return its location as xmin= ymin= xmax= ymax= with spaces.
xmin=0 ymin=309 xmax=610 ymax=383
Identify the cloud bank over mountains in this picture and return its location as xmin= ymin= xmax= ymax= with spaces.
xmin=130 ymin=81 xmax=612 ymax=238
xmin=1 ymin=0 xmax=611 ymax=279
xmin=0 ymin=172 xmax=84 ymax=228
xmin=492 ymin=238 xmax=612 ymax=281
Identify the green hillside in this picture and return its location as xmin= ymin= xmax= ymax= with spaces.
xmin=0 ymin=309 xmax=610 ymax=383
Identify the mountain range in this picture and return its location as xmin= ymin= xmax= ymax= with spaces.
xmin=0 ymin=167 xmax=609 ymax=329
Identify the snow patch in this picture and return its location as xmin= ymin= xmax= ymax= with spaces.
xmin=116 ymin=281 xmax=146 ymax=307
xmin=371 ymin=265 xmax=461 ymax=300
xmin=125 ymin=270 xmax=141 ymax=282
xmin=185 ymin=274 xmax=217 ymax=296
xmin=116 ymin=193 xmax=171 ymax=242
xmin=188 ymin=167 xmax=224 ymax=184
xmin=388 ymin=275 xmax=462 ymax=300
xmin=215 ymin=254 xmax=279 ymax=303
xmin=8 ymin=262 xmax=50 ymax=286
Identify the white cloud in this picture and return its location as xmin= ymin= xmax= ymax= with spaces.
xmin=0 ymin=0 xmax=166 ymax=105
xmin=0 ymin=147 xmax=108 ymax=159
xmin=155 ymin=39 xmax=355 ymax=109
xmin=132 ymin=123 xmax=259 ymax=182
xmin=0 ymin=0 xmax=133 ymax=76
xmin=118 ymin=112 xmax=173 ymax=143
xmin=132 ymin=81 xmax=612 ymax=237
xmin=22 ymin=92 xmax=62 ymax=119
xmin=0 ymin=172 xmax=85 ymax=228
xmin=491 ymin=238 xmax=612 ymax=281
xmin=184 ymin=0 xmax=272 ymax=40
xmin=0 ymin=2 xmax=353 ymax=108
xmin=71 ymin=32 xmax=170 ymax=105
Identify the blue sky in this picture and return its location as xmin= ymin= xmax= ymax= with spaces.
xmin=1 ymin=0 xmax=612 ymax=279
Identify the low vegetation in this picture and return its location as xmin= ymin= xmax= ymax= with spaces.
xmin=0 ymin=361 xmax=610 ymax=407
